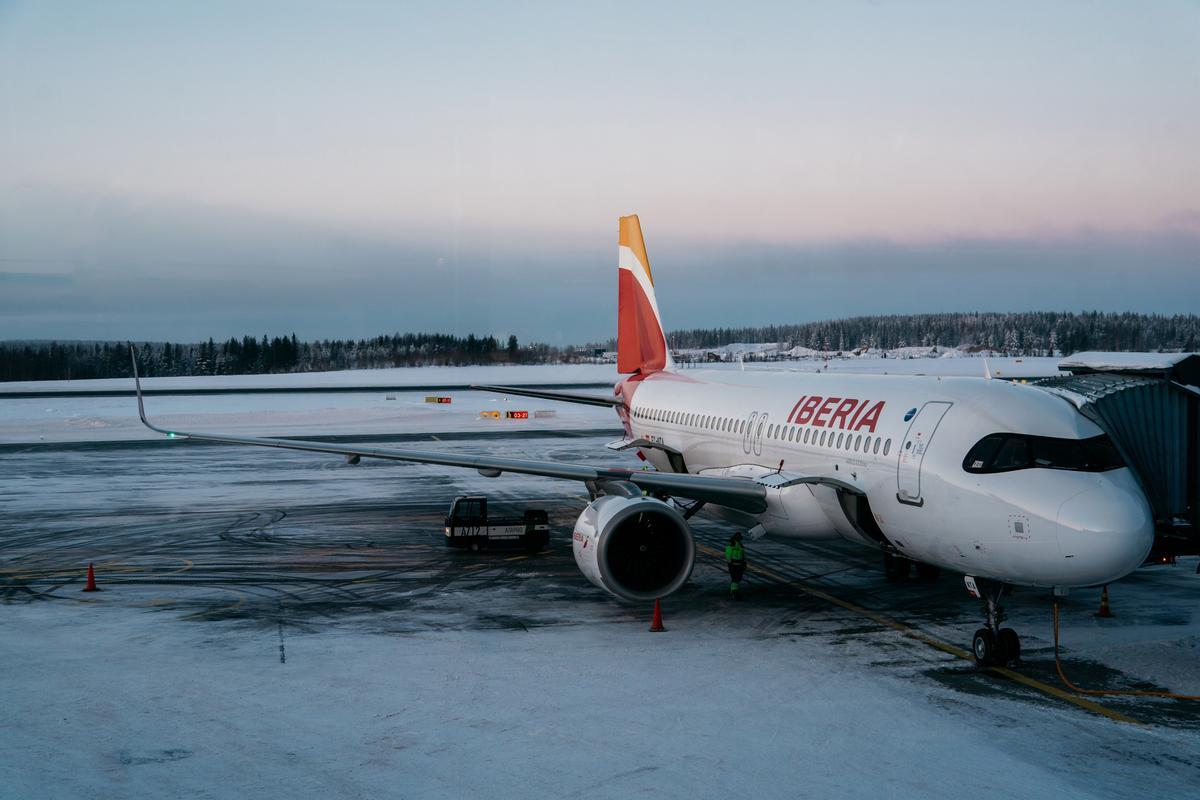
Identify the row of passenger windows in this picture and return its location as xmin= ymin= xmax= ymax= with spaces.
xmin=631 ymin=406 xmax=893 ymax=457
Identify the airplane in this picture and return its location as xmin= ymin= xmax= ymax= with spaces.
xmin=132 ymin=214 xmax=1154 ymax=667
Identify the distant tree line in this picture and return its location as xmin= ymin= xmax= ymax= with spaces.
xmin=667 ymin=311 xmax=1200 ymax=358
xmin=0 ymin=332 xmax=532 ymax=381
xmin=1 ymin=311 xmax=1196 ymax=382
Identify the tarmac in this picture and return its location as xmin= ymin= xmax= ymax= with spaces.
xmin=3 ymin=428 xmax=1199 ymax=798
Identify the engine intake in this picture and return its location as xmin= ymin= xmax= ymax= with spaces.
xmin=572 ymin=495 xmax=694 ymax=601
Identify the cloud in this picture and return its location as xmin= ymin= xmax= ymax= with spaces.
xmin=1 ymin=184 xmax=1197 ymax=344
xmin=1163 ymin=209 xmax=1200 ymax=232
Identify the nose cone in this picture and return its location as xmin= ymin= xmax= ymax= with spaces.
xmin=1056 ymin=476 xmax=1154 ymax=586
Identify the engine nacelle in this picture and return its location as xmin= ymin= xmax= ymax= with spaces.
xmin=572 ymin=495 xmax=695 ymax=601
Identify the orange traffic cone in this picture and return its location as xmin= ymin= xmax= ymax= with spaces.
xmin=82 ymin=562 xmax=100 ymax=592
xmin=649 ymin=599 xmax=665 ymax=632
xmin=1095 ymin=585 xmax=1113 ymax=618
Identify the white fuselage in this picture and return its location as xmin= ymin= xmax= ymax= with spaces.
xmin=622 ymin=368 xmax=1154 ymax=589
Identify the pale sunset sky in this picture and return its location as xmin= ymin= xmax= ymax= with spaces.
xmin=1 ymin=1 xmax=1197 ymax=343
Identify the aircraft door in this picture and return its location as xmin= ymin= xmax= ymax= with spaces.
xmin=753 ymin=413 xmax=768 ymax=457
xmin=743 ymin=412 xmax=758 ymax=454
xmin=896 ymin=401 xmax=952 ymax=506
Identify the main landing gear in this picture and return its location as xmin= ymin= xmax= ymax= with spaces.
xmin=964 ymin=576 xmax=1020 ymax=667
xmin=883 ymin=553 xmax=941 ymax=582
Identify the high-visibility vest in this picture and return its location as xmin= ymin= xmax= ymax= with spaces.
xmin=726 ymin=541 xmax=745 ymax=563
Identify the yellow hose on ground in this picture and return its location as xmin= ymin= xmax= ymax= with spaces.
xmin=1052 ymin=603 xmax=1200 ymax=701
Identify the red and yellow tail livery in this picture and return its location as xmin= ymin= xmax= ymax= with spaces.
xmin=617 ymin=215 xmax=674 ymax=375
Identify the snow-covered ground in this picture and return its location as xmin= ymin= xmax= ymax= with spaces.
xmin=0 ymin=363 xmax=621 ymax=394
xmin=0 ymin=357 xmax=1064 ymax=445
xmin=0 ymin=387 xmax=620 ymax=444
xmin=4 ymin=585 xmax=1196 ymax=800
xmin=3 ymin=359 xmax=1198 ymax=798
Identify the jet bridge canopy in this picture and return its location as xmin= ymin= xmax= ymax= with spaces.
xmin=1034 ymin=353 xmax=1200 ymax=555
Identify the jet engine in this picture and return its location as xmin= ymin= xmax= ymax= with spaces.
xmin=572 ymin=494 xmax=694 ymax=601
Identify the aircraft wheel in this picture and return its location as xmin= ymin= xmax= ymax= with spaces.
xmin=972 ymin=628 xmax=996 ymax=666
xmin=997 ymin=628 xmax=1021 ymax=665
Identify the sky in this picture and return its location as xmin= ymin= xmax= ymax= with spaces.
xmin=1 ymin=1 xmax=1198 ymax=345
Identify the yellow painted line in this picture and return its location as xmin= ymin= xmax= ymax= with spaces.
xmin=430 ymin=435 xmax=441 ymax=441
xmin=504 ymin=555 xmax=529 ymax=562
xmin=137 ymin=598 xmax=177 ymax=607
xmin=165 ymin=559 xmax=193 ymax=576
xmin=463 ymin=563 xmax=486 ymax=570
xmin=695 ymin=543 xmax=1140 ymax=725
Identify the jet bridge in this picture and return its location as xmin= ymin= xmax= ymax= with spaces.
xmin=1033 ymin=352 xmax=1200 ymax=558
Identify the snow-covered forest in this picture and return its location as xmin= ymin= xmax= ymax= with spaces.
xmin=668 ymin=311 xmax=1200 ymax=356
xmin=1 ymin=311 xmax=1196 ymax=381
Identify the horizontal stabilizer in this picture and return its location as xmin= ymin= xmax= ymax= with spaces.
xmin=469 ymin=384 xmax=622 ymax=408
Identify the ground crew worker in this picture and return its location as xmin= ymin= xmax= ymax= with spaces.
xmin=725 ymin=531 xmax=746 ymax=600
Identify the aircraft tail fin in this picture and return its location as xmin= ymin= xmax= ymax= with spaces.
xmin=617 ymin=215 xmax=674 ymax=375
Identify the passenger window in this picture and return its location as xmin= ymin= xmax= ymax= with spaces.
xmin=837 ymin=432 xmax=844 ymax=448
xmin=864 ymin=436 xmax=871 ymax=453
xmin=873 ymin=438 xmax=880 ymax=454
xmin=820 ymin=431 xmax=827 ymax=446
xmin=804 ymin=429 xmax=811 ymax=444
xmin=883 ymin=439 xmax=891 ymax=456
xmin=855 ymin=435 xmax=862 ymax=451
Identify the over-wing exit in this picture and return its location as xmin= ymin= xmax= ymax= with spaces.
xmin=134 ymin=215 xmax=1154 ymax=667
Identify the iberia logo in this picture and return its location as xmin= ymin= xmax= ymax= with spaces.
xmin=786 ymin=396 xmax=885 ymax=433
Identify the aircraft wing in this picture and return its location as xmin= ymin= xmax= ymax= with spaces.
xmin=132 ymin=359 xmax=766 ymax=513
xmin=469 ymin=384 xmax=623 ymax=407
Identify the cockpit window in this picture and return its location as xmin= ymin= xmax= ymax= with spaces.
xmin=963 ymin=433 xmax=1124 ymax=474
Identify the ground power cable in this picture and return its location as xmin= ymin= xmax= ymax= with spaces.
xmin=1052 ymin=603 xmax=1200 ymax=701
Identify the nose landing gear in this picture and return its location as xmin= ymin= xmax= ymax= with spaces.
xmin=964 ymin=576 xmax=1021 ymax=667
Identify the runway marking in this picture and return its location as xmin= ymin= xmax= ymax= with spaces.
xmin=504 ymin=555 xmax=529 ymax=562
xmin=695 ymin=543 xmax=1140 ymax=725
xmin=430 ymin=435 xmax=441 ymax=441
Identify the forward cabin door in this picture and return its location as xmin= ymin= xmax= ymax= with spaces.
xmin=896 ymin=401 xmax=952 ymax=506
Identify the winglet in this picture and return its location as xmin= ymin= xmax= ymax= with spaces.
xmin=983 ymin=357 xmax=993 ymax=381
xmin=131 ymin=346 xmax=173 ymax=436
